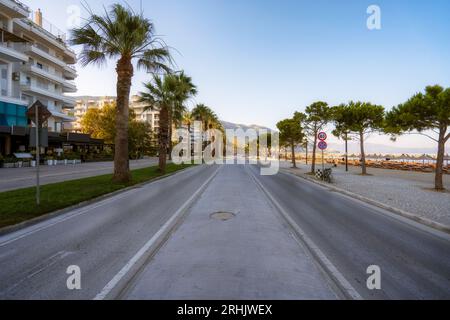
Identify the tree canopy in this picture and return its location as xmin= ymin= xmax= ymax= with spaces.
xmin=385 ymin=85 xmax=450 ymax=189
xmin=277 ymin=115 xmax=305 ymax=168
xmin=80 ymin=103 xmax=155 ymax=159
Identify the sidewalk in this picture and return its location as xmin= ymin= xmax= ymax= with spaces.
xmin=0 ymin=158 xmax=159 ymax=192
xmin=122 ymin=165 xmax=337 ymax=300
xmin=281 ymin=161 xmax=450 ymax=227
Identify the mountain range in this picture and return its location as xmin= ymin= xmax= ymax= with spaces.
xmin=220 ymin=121 xmax=272 ymax=132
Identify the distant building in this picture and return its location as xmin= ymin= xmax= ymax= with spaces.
xmin=70 ymin=95 xmax=161 ymax=133
xmin=72 ymin=96 xmax=116 ymax=132
xmin=130 ymin=95 xmax=160 ymax=132
xmin=0 ymin=1 xmax=102 ymax=157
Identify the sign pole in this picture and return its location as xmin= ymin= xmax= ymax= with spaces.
xmin=345 ymin=132 xmax=349 ymax=172
xmin=35 ymin=103 xmax=40 ymax=206
xmin=322 ymin=149 xmax=325 ymax=181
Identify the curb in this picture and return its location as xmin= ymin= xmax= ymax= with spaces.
xmin=0 ymin=165 xmax=197 ymax=237
xmin=282 ymin=169 xmax=450 ymax=235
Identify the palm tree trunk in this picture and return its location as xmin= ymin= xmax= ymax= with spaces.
xmin=360 ymin=131 xmax=367 ymax=175
xmin=435 ymin=126 xmax=446 ymax=190
xmin=158 ymin=105 xmax=169 ymax=173
xmin=113 ymin=56 xmax=133 ymax=183
xmin=168 ymin=112 xmax=173 ymax=161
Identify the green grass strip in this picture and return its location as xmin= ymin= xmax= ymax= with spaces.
xmin=0 ymin=163 xmax=193 ymax=229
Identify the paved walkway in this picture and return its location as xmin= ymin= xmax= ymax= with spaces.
xmin=123 ymin=165 xmax=336 ymax=300
xmin=282 ymin=161 xmax=450 ymax=226
xmin=0 ymin=158 xmax=159 ymax=192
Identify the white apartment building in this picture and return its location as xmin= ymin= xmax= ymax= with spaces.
xmin=70 ymin=95 xmax=161 ymax=133
xmin=130 ymin=95 xmax=160 ymax=132
xmin=72 ymin=96 xmax=116 ymax=131
xmin=0 ymin=1 xmax=77 ymax=134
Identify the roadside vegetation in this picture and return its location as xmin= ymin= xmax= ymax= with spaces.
xmin=0 ymin=163 xmax=193 ymax=229
xmin=278 ymin=85 xmax=449 ymax=190
xmin=81 ymin=102 xmax=157 ymax=159
xmin=71 ymin=4 xmax=172 ymax=183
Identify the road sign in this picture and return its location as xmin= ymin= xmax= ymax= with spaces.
xmin=318 ymin=132 xmax=327 ymax=141
xmin=26 ymin=100 xmax=51 ymax=125
xmin=318 ymin=141 xmax=327 ymax=150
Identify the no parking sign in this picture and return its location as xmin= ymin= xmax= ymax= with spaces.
xmin=318 ymin=141 xmax=327 ymax=150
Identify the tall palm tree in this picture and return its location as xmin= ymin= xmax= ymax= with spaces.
xmin=182 ymin=111 xmax=193 ymax=133
xmin=138 ymin=73 xmax=196 ymax=173
xmin=191 ymin=104 xmax=222 ymax=131
xmin=168 ymin=72 xmax=197 ymax=160
xmin=191 ymin=104 xmax=223 ymax=153
xmin=70 ymin=4 xmax=171 ymax=182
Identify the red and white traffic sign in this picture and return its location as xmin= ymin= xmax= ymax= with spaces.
xmin=318 ymin=141 xmax=327 ymax=150
xmin=318 ymin=132 xmax=327 ymax=141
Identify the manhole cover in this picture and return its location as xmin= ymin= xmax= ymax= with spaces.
xmin=210 ymin=212 xmax=235 ymax=221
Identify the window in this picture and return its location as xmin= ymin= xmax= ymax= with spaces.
xmin=37 ymin=63 xmax=43 ymax=69
xmin=0 ymin=102 xmax=27 ymax=127
xmin=0 ymin=65 xmax=7 ymax=96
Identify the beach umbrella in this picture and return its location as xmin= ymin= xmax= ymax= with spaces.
xmin=417 ymin=154 xmax=435 ymax=165
xmin=405 ymin=154 xmax=417 ymax=163
xmin=398 ymin=154 xmax=408 ymax=162
xmin=373 ymin=154 xmax=384 ymax=162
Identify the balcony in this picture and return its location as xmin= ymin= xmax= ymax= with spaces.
xmin=0 ymin=27 xmax=29 ymax=62
xmin=0 ymin=0 xmax=30 ymax=18
xmin=0 ymin=42 xmax=28 ymax=62
xmin=63 ymin=65 xmax=77 ymax=80
xmin=20 ymin=63 xmax=77 ymax=92
xmin=15 ymin=18 xmax=77 ymax=64
xmin=62 ymin=80 xmax=77 ymax=93
xmin=20 ymin=83 xmax=76 ymax=107
xmin=21 ymin=43 xmax=66 ymax=68
xmin=0 ymin=94 xmax=28 ymax=106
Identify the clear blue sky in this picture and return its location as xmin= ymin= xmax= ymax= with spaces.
xmin=27 ymin=0 xmax=450 ymax=148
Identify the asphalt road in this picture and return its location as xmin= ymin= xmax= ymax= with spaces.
xmin=0 ymin=164 xmax=449 ymax=299
xmin=0 ymin=159 xmax=160 ymax=192
xmin=0 ymin=165 xmax=217 ymax=299
xmin=121 ymin=165 xmax=336 ymax=300
xmin=249 ymin=165 xmax=450 ymax=299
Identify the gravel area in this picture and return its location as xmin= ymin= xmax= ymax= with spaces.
xmin=281 ymin=161 xmax=450 ymax=227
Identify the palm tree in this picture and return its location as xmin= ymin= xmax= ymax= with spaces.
xmin=182 ymin=111 xmax=193 ymax=133
xmin=138 ymin=73 xmax=196 ymax=173
xmin=191 ymin=104 xmax=222 ymax=131
xmin=70 ymin=4 xmax=171 ymax=182
xmin=168 ymin=72 xmax=197 ymax=160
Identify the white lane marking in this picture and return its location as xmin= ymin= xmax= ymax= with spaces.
xmin=248 ymin=166 xmax=363 ymax=300
xmin=93 ymin=166 xmax=221 ymax=300
xmin=0 ymin=165 xmax=200 ymax=247
xmin=1 ymin=250 xmax=73 ymax=296
xmin=0 ymin=190 xmax=135 ymax=248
